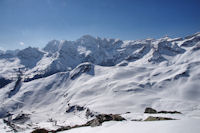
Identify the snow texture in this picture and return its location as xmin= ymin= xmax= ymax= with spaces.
xmin=0 ymin=33 xmax=200 ymax=132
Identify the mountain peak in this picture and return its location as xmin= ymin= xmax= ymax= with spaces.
xmin=43 ymin=40 xmax=60 ymax=53
xmin=0 ymin=32 xmax=200 ymax=132
xmin=77 ymin=35 xmax=97 ymax=44
xmin=79 ymin=35 xmax=96 ymax=40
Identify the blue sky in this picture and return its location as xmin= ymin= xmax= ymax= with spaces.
xmin=0 ymin=0 xmax=200 ymax=50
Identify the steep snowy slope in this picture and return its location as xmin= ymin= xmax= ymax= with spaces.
xmin=0 ymin=33 xmax=200 ymax=132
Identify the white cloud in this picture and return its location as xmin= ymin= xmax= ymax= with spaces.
xmin=19 ymin=42 xmax=25 ymax=46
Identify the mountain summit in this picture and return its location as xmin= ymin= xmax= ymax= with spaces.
xmin=0 ymin=33 xmax=200 ymax=132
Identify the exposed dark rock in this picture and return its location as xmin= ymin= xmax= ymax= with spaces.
xmin=85 ymin=114 xmax=126 ymax=127
xmin=0 ymin=77 xmax=12 ymax=89
xmin=12 ymin=113 xmax=30 ymax=124
xmin=8 ymin=76 xmax=22 ymax=98
xmin=66 ymin=105 xmax=85 ymax=113
xmin=86 ymin=118 xmax=101 ymax=127
xmin=181 ymin=35 xmax=200 ymax=47
xmin=144 ymin=107 xmax=182 ymax=114
xmin=3 ymin=119 xmax=21 ymax=132
xmin=131 ymin=119 xmax=142 ymax=121
xmin=125 ymin=112 xmax=131 ymax=114
xmin=158 ymin=110 xmax=181 ymax=114
xmin=173 ymin=70 xmax=190 ymax=80
xmin=70 ymin=63 xmax=94 ymax=80
xmin=51 ymin=113 xmax=126 ymax=132
xmin=66 ymin=105 xmax=126 ymax=127
xmin=24 ymin=71 xmax=57 ymax=82
xmin=144 ymin=107 xmax=157 ymax=114
xmin=66 ymin=104 xmax=97 ymax=119
xmin=86 ymin=108 xmax=95 ymax=118
xmin=144 ymin=116 xmax=175 ymax=121
xmin=31 ymin=128 xmax=49 ymax=133
xmin=55 ymin=126 xmax=72 ymax=132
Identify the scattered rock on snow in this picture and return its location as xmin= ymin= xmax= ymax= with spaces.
xmin=86 ymin=108 xmax=95 ymax=118
xmin=31 ymin=128 xmax=49 ymax=133
xmin=144 ymin=107 xmax=157 ymax=114
xmin=144 ymin=116 xmax=175 ymax=121
xmin=12 ymin=113 xmax=30 ymax=124
xmin=66 ymin=105 xmax=85 ymax=113
xmin=158 ymin=110 xmax=181 ymax=114
xmin=85 ymin=114 xmax=126 ymax=127
xmin=144 ymin=107 xmax=182 ymax=114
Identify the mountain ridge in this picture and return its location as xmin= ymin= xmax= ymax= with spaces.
xmin=0 ymin=33 xmax=200 ymax=132
xmin=1 ymin=33 xmax=200 ymax=81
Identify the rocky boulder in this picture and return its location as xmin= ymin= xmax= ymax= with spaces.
xmin=144 ymin=116 xmax=175 ymax=121
xmin=86 ymin=114 xmax=126 ymax=127
xmin=144 ymin=107 xmax=157 ymax=114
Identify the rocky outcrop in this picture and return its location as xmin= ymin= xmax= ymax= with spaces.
xmin=17 ymin=47 xmax=44 ymax=69
xmin=31 ymin=128 xmax=49 ymax=133
xmin=66 ymin=104 xmax=85 ymax=113
xmin=158 ymin=110 xmax=181 ymax=114
xmin=85 ymin=114 xmax=126 ymax=127
xmin=144 ymin=116 xmax=175 ymax=121
xmin=144 ymin=107 xmax=181 ymax=114
xmin=32 ymin=113 xmax=126 ymax=133
xmin=70 ymin=63 xmax=94 ymax=80
xmin=144 ymin=107 xmax=157 ymax=114
xmin=12 ymin=113 xmax=30 ymax=124
xmin=8 ymin=76 xmax=22 ymax=98
xmin=0 ymin=77 xmax=12 ymax=89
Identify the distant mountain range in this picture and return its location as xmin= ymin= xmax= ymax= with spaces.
xmin=0 ymin=32 xmax=200 ymax=132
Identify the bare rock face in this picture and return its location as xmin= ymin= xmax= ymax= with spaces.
xmin=144 ymin=116 xmax=175 ymax=121
xmin=42 ymin=113 xmax=126 ymax=132
xmin=12 ymin=113 xmax=30 ymax=124
xmin=66 ymin=105 xmax=85 ymax=113
xmin=31 ymin=128 xmax=49 ymax=133
xmin=158 ymin=110 xmax=181 ymax=114
xmin=70 ymin=63 xmax=94 ymax=80
xmin=144 ymin=107 xmax=182 ymax=114
xmin=0 ymin=77 xmax=12 ymax=89
xmin=87 ymin=118 xmax=101 ymax=127
xmin=144 ymin=107 xmax=157 ymax=114
xmin=86 ymin=108 xmax=95 ymax=118
xmin=86 ymin=114 xmax=126 ymax=127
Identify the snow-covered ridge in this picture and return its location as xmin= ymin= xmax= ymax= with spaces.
xmin=0 ymin=33 xmax=200 ymax=132
xmin=1 ymin=33 xmax=199 ymax=80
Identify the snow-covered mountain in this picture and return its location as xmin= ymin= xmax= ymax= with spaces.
xmin=0 ymin=33 xmax=200 ymax=132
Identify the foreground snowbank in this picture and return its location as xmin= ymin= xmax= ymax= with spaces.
xmin=61 ymin=118 xmax=200 ymax=133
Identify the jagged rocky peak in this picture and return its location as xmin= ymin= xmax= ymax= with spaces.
xmin=181 ymin=33 xmax=200 ymax=47
xmin=0 ymin=33 xmax=200 ymax=80
xmin=17 ymin=47 xmax=44 ymax=59
xmin=184 ymin=32 xmax=200 ymax=39
xmin=17 ymin=47 xmax=44 ymax=68
xmin=152 ymin=39 xmax=185 ymax=56
xmin=0 ymin=32 xmax=200 ymax=132
xmin=43 ymin=40 xmax=60 ymax=53
xmin=77 ymin=35 xmax=97 ymax=43
xmin=76 ymin=35 xmax=123 ymax=49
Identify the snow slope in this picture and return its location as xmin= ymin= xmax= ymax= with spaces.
xmin=0 ymin=33 xmax=200 ymax=132
xmin=60 ymin=118 xmax=200 ymax=133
